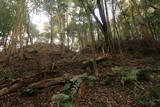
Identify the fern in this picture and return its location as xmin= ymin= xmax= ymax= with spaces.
xmin=52 ymin=93 xmax=70 ymax=107
xmin=87 ymin=75 xmax=97 ymax=81
xmin=70 ymin=74 xmax=96 ymax=94
xmin=53 ymin=74 xmax=96 ymax=107
xmin=64 ymin=83 xmax=71 ymax=91
xmin=112 ymin=66 xmax=123 ymax=71
xmin=52 ymin=93 xmax=70 ymax=101
xmin=62 ymin=102 xmax=75 ymax=107
xmin=52 ymin=93 xmax=75 ymax=107
xmin=121 ymin=69 xmax=140 ymax=81
xmin=86 ymin=75 xmax=96 ymax=87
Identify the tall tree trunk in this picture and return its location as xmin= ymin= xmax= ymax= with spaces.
xmin=26 ymin=15 xmax=33 ymax=45
xmin=80 ymin=0 xmax=114 ymax=53
xmin=111 ymin=0 xmax=122 ymax=54
xmin=104 ymin=0 xmax=115 ymax=53
xmin=88 ymin=15 xmax=98 ymax=77
xmin=50 ymin=13 xmax=54 ymax=44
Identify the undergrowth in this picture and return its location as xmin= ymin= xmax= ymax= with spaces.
xmin=52 ymin=74 xmax=96 ymax=107
xmin=111 ymin=67 xmax=154 ymax=86
xmin=134 ymin=87 xmax=160 ymax=107
xmin=0 ymin=68 xmax=13 ymax=83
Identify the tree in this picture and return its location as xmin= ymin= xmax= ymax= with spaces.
xmin=0 ymin=0 xmax=17 ymax=49
xmin=79 ymin=0 xmax=114 ymax=53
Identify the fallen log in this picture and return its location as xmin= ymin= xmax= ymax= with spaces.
xmin=0 ymin=80 xmax=24 ymax=96
xmin=27 ymin=73 xmax=85 ymax=89
xmin=23 ymin=71 xmax=62 ymax=84
xmin=82 ymin=56 xmax=109 ymax=68
xmin=27 ymin=77 xmax=66 ymax=89
xmin=0 ymin=73 xmax=83 ymax=96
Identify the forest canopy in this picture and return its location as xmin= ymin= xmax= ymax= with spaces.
xmin=0 ymin=0 xmax=159 ymax=53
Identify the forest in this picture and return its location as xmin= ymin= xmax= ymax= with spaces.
xmin=0 ymin=0 xmax=160 ymax=107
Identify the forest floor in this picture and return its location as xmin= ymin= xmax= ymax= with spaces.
xmin=0 ymin=43 xmax=160 ymax=107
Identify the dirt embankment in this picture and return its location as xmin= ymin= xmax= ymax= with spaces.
xmin=0 ymin=43 xmax=159 ymax=107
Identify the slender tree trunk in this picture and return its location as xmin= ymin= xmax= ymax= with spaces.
xmin=80 ymin=0 xmax=114 ymax=53
xmin=88 ymin=15 xmax=99 ymax=77
xmin=130 ymin=0 xmax=153 ymax=44
xmin=111 ymin=0 xmax=122 ymax=54
xmin=50 ymin=13 xmax=54 ymax=44
xmin=104 ymin=0 xmax=115 ymax=53
xmin=26 ymin=15 xmax=33 ymax=45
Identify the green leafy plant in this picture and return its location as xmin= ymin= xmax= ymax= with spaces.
xmin=121 ymin=69 xmax=141 ymax=86
xmin=70 ymin=75 xmax=83 ymax=96
xmin=121 ymin=69 xmax=140 ymax=81
xmin=151 ymin=87 xmax=160 ymax=105
xmin=111 ymin=67 xmax=156 ymax=86
xmin=52 ymin=93 xmax=74 ymax=107
xmin=21 ymin=87 xmax=40 ymax=97
xmin=64 ymin=83 xmax=72 ymax=91
xmin=134 ymin=87 xmax=160 ymax=107
xmin=53 ymin=74 xmax=96 ymax=107
xmin=0 ymin=68 xmax=13 ymax=83
xmin=3 ymin=68 xmax=13 ymax=75
xmin=70 ymin=74 xmax=96 ymax=94
xmin=65 ymin=74 xmax=96 ymax=94
xmin=136 ymin=92 xmax=156 ymax=107
xmin=86 ymin=75 xmax=97 ymax=87
xmin=52 ymin=93 xmax=70 ymax=103
xmin=61 ymin=102 xmax=75 ymax=107
xmin=111 ymin=66 xmax=140 ymax=85
xmin=111 ymin=66 xmax=123 ymax=71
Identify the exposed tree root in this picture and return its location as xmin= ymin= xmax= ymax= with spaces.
xmin=76 ymin=81 xmax=87 ymax=107
xmin=0 ymin=73 xmax=83 ymax=96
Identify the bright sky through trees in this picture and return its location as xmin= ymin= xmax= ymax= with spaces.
xmin=30 ymin=11 xmax=49 ymax=33
xmin=30 ymin=2 xmax=115 ymax=33
xmin=30 ymin=10 xmax=102 ymax=33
